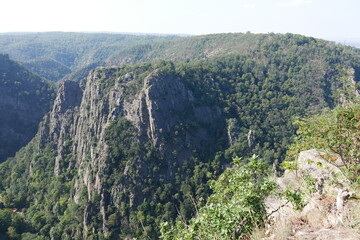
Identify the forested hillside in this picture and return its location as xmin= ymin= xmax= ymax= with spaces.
xmin=161 ymin=103 xmax=360 ymax=239
xmin=0 ymin=33 xmax=359 ymax=239
xmin=0 ymin=54 xmax=55 ymax=162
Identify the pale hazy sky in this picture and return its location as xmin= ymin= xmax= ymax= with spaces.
xmin=1 ymin=0 xmax=359 ymax=41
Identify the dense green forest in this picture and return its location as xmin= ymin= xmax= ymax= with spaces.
xmin=161 ymin=102 xmax=360 ymax=239
xmin=0 ymin=53 xmax=55 ymax=162
xmin=0 ymin=33 xmax=359 ymax=239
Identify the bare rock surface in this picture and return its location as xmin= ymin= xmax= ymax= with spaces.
xmin=264 ymin=150 xmax=360 ymax=240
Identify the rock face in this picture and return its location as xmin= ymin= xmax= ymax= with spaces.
xmin=32 ymin=66 xmax=223 ymax=238
xmin=0 ymin=54 xmax=54 ymax=162
xmin=265 ymin=150 xmax=360 ymax=240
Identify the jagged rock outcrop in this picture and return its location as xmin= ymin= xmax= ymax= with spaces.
xmin=38 ymin=80 xmax=83 ymax=176
xmin=33 ymin=66 xmax=223 ymax=238
xmin=265 ymin=150 xmax=360 ymax=240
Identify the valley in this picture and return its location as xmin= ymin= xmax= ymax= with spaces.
xmin=0 ymin=32 xmax=359 ymax=239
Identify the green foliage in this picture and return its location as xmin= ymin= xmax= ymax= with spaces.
xmin=174 ymin=47 xmax=355 ymax=163
xmin=102 ymin=117 xmax=221 ymax=239
xmin=286 ymin=103 xmax=360 ymax=184
xmin=283 ymin=189 xmax=305 ymax=211
xmin=160 ymin=155 xmax=276 ymax=240
xmin=0 ymin=208 xmax=34 ymax=239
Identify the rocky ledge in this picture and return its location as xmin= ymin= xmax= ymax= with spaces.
xmin=264 ymin=149 xmax=360 ymax=240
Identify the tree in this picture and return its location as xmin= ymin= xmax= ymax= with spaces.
xmin=160 ymin=155 xmax=276 ymax=240
xmin=286 ymin=103 xmax=360 ymax=184
xmin=7 ymin=226 xmax=20 ymax=239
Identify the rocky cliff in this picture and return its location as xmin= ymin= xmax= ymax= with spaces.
xmin=24 ymin=63 xmax=223 ymax=238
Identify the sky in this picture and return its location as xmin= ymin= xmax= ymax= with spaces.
xmin=1 ymin=0 xmax=359 ymax=42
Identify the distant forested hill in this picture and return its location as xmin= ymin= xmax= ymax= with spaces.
xmin=0 ymin=32 xmax=177 ymax=81
xmin=1 ymin=32 xmax=359 ymax=83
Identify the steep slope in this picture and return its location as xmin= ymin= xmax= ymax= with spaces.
xmin=0 ymin=34 xmax=360 ymax=239
xmin=0 ymin=54 xmax=55 ymax=162
xmin=22 ymin=57 xmax=72 ymax=82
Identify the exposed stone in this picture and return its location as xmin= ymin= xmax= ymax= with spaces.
xmin=265 ymin=149 xmax=360 ymax=240
xmin=247 ymin=129 xmax=255 ymax=149
xmin=34 ymin=67 xmax=222 ymax=237
xmin=227 ymin=118 xmax=241 ymax=145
